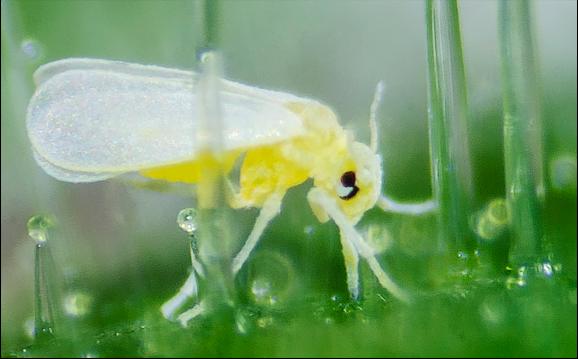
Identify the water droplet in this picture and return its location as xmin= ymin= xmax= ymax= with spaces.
xmin=487 ymin=198 xmax=508 ymax=225
xmin=256 ymin=315 xmax=274 ymax=328
xmin=27 ymin=215 xmax=54 ymax=244
xmin=365 ymin=224 xmax=392 ymax=254
xmin=199 ymin=50 xmax=218 ymax=64
xmin=63 ymin=290 xmax=93 ymax=317
xmin=23 ymin=317 xmax=35 ymax=338
xmin=176 ymin=208 xmax=198 ymax=235
xmin=35 ymin=325 xmax=54 ymax=338
xmin=303 ymin=225 xmax=314 ymax=237
xmin=341 ymin=301 xmax=361 ymax=314
xmin=455 ymin=250 xmax=474 ymax=277
xmin=246 ymin=251 xmax=294 ymax=307
xmin=251 ymin=278 xmax=277 ymax=306
xmin=506 ymin=265 xmax=527 ymax=289
xmin=475 ymin=199 xmax=508 ymax=240
xmin=539 ymin=261 xmax=554 ymax=277
xmin=550 ymin=154 xmax=577 ymax=193
xmin=476 ymin=215 xmax=501 ymax=240
xmin=21 ymin=39 xmax=43 ymax=60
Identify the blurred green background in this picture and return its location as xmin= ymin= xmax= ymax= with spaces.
xmin=1 ymin=0 xmax=576 ymax=357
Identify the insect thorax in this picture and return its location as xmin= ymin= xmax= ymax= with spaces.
xmin=239 ymin=101 xmax=381 ymax=223
xmin=237 ymin=102 xmax=348 ymax=207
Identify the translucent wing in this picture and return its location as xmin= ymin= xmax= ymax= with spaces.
xmin=27 ymin=58 xmax=310 ymax=182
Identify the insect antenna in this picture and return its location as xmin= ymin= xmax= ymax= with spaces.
xmin=369 ymin=80 xmax=385 ymax=153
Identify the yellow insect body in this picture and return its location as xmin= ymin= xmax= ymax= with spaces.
xmin=140 ymin=100 xmax=378 ymax=223
xmin=27 ymin=58 xmax=436 ymax=325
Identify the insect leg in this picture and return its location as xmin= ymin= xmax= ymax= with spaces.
xmin=176 ymin=301 xmax=206 ymax=327
xmin=307 ymin=188 xmax=411 ymax=302
xmin=357 ymin=246 xmax=411 ymax=303
xmin=378 ymin=195 xmax=437 ymax=215
xmin=231 ymin=192 xmax=284 ymax=275
xmin=338 ymin=227 xmax=360 ymax=300
xmin=160 ymin=269 xmax=199 ymax=320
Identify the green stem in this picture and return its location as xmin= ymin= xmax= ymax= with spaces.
xmin=34 ymin=240 xmax=58 ymax=340
xmin=202 ymin=0 xmax=220 ymax=49
xmin=425 ymin=0 xmax=476 ymax=265
xmin=195 ymin=51 xmax=236 ymax=310
xmin=498 ymin=0 xmax=545 ymax=267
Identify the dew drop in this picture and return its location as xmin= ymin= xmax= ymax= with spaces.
xmin=250 ymin=278 xmax=278 ymax=306
xmin=35 ymin=325 xmax=54 ymax=338
xmin=247 ymin=251 xmax=294 ymax=307
xmin=550 ymin=154 xmax=577 ymax=193
xmin=27 ymin=215 xmax=54 ymax=244
xmin=303 ymin=225 xmax=315 ymax=237
xmin=176 ymin=208 xmax=198 ymax=235
xmin=199 ymin=49 xmax=218 ymax=64
xmin=63 ymin=290 xmax=93 ymax=317
xmin=341 ymin=301 xmax=361 ymax=314
xmin=21 ymin=39 xmax=43 ymax=60
xmin=256 ymin=315 xmax=274 ymax=328
xmin=476 ymin=215 xmax=501 ymax=240
xmin=365 ymin=224 xmax=392 ymax=254
xmin=506 ymin=265 xmax=527 ymax=289
xmin=475 ymin=198 xmax=509 ymax=241
xmin=487 ymin=198 xmax=508 ymax=225
xmin=539 ymin=261 xmax=554 ymax=277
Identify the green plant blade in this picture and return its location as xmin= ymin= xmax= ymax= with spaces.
xmin=425 ymin=0 xmax=476 ymax=266
xmin=498 ymin=0 xmax=545 ymax=267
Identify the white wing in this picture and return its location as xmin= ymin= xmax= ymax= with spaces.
xmin=27 ymin=58 xmax=312 ymax=182
xmin=32 ymin=150 xmax=121 ymax=182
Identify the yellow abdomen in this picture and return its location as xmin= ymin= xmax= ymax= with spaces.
xmin=139 ymin=101 xmax=348 ymax=209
